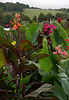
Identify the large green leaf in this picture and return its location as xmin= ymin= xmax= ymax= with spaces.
xmin=37 ymin=22 xmax=43 ymax=32
xmin=52 ymin=21 xmax=67 ymax=39
xmin=54 ymin=81 xmax=67 ymax=100
xmin=61 ymin=78 xmax=69 ymax=96
xmin=42 ymin=75 xmax=58 ymax=84
xmin=25 ymin=22 xmax=38 ymax=42
xmin=25 ymin=22 xmax=43 ymax=45
xmin=0 ymin=48 xmax=6 ymax=68
xmin=59 ymin=59 xmax=69 ymax=73
xmin=39 ymin=38 xmax=52 ymax=72
xmin=52 ymin=21 xmax=68 ymax=50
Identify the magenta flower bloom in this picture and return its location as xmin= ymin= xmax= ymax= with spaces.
xmin=43 ymin=22 xmax=56 ymax=35
xmin=49 ymin=31 xmax=54 ymax=35
xmin=50 ymin=24 xmax=56 ymax=30
xmin=65 ymin=39 xmax=69 ymax=41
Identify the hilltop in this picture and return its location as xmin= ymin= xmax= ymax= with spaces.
xmin=23 ymin=8 xmax=65 ymax=19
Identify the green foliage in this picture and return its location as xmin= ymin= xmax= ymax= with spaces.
xmin=0 ymin=2 xmax=29 ymax=12
xmin=52 ymin=21 xmax=68 ymax=49
xmin=4 ymin=14 xmax=13 ymax=25
xmin=22 ymin=14 xmax=30 ymax=22
xmin=46 ymin=13 xmax=53 ymax=20
xmin=38 ymin=13 xmax=45 ymax=22
xmin=39 ymin=38 xmax=52 ymax=72
xmin=55 ymin=12 xmax=64 ymax=19
xmin=54 ymin=81 xmax=67 ymax=100
xmin=23 ymin=75 xmax=32 ymax=84
xmin=61 ymin=78 xmax=69 ymax=96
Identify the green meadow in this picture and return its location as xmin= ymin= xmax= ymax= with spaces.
xmin=23 ymin=8 xmax=65 ymax=19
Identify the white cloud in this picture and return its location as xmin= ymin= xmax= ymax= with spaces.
xmin=0 ymin=0 xmax=69 ymax=9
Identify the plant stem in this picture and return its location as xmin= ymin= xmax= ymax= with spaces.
xmin=5 ymin=90 xmax=8 ymax=100
xmin=22 ymin=72 xmax=27 ymax=100
xmin=22 ymin=84 xmax=26 ymax=100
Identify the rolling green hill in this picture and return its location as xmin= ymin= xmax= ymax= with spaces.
xmin=23 ymin=8 xmax=65 ymax=19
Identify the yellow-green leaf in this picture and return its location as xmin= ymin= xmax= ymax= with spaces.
xmin=0 ymin=48 xmax=6 ymax=68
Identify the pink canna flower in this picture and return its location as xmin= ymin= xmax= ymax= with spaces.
xmin=56 ymin=45 xmax=61 ymax=50
xmin=53 ymin=45 xmax=68 ymax=58
xmin=53 ymin=51 xmax=57 ymax=55
xmin=61 ymin=51 xmax=68 ymax=58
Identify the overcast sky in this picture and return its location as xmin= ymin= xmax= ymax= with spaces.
xmin=0 ymin=0 xmax=69 ymax=9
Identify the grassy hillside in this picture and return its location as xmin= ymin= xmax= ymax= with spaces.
xmin=23 ymin=8 xmax=65 ymax=19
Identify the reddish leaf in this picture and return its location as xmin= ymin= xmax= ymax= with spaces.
xmin=34 ymin=53 xmax=50 ymax=62
xmin=19 ymin=40 xmax=35 ymax=52
xmin=0 ymin=37 xmax=19 ymax=57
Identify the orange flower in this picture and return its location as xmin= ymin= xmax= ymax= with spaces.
xmin=13 ymin=22 xmax=23 ymax=30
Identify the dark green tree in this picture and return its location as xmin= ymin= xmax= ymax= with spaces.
xmin=4 ymin=14 xmax=13 ymax=26
xmin=46 ymin=13 xmax=53 ymax=21
xmin=38 ymin=13 xmax=45 ymax=22
xmin=0 ymin=8 xmax=5 ymax=27
xmin=55 ymin=13 xmax=64 ymax=20
xmin=21 ymin=13 xmax=30 ymax=22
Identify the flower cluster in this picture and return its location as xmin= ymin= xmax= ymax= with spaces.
xmin=53 ymin=45 xmax=68 ymax=58
xmin=43 ymin=22 xmax=56 ymax=35
xmin=57 ymin=17 xmax=62 ymax=23
xmin=6 ymin=20 xmax=14 ymax=27
xmin=13 ymin=14 xmax=23 ymax=30
xmin=6 ymin=14 xmax=22 ymax=30
xmin=65 ymin=39 xmax=69 ymax=50
xmin=15 ymin=13 xmax=21 ymax=22
xmin=13 ymin=22 xmax=23 ymax=30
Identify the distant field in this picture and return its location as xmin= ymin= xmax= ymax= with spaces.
xmin=23 ymin=8 xmax=65 ymax=19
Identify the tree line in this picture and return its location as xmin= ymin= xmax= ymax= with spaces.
xmin=0 ymin=2 xmax=40 ymax=12
xmin=55 ymin=8 xmax=69 ymax=13
xmin=0 ymin=2 xmax=29 ymax=12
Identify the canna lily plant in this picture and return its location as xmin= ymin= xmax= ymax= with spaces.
xmin=0 ymin=14 xmax=53 ymax=100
